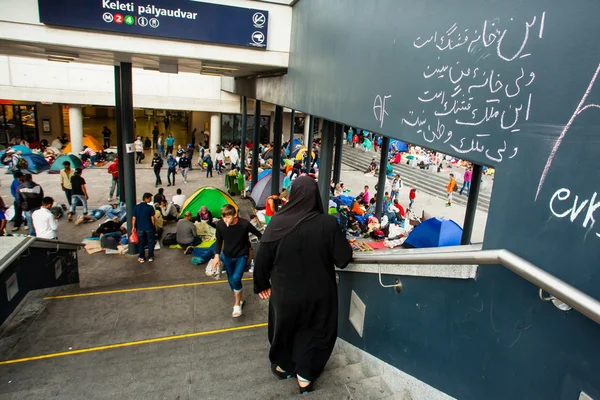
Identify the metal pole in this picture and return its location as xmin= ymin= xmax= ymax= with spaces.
xmin=251 ymin=100 xmax=261 ymax=189
xmin=351 ymin=249 xmax=600 ymax=325
xmin=375 ymin=136 xmax=390 ymax=220
xmin=289 ymin=109 xmax=295 ymax=143
xmin=271 ymin=105 xmax=283 ymax=196
xmin=318 ymin=120 xmax=334 ymax=211
xmin=461 ymin=164 xmax=482 ymax=245
xmin=305 ymin=116 xmax=314 ymax=170
xmin=119 ymin=63 xmax=137 ymax=255
xmin=113 ymin=66 xmax=126 ymax=203
xmin=240 ymin=96 xmax=247 ymax=174
xmin=333 ymin=123 xmax=343 ymax=184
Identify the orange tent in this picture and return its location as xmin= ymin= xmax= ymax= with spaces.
xmin=63 ymin=135 xmax=104 ymax=154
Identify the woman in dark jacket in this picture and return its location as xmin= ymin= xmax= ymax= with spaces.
xmin=254 ymin=176 xmax=353 ymax=394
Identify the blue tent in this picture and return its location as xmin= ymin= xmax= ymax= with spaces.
xmin=249 ymin=169 xmax=273 ymax=190
xmin=285 ymin=138 xmax=302 ymax=157
xmin=403 ymin=218 xmax=463 ymax=248
xmin=21 ymin=154 xmax=50 ymax=174
xmin=389 ymin=140 xmax=408 ymax=153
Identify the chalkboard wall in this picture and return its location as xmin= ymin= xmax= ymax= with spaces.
xmin=228 ymin=0 xmax=600 ymax=398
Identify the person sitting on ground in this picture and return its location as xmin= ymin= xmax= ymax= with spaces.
xmin=160 ymin=199 xmax=179 ymax=221
xmin=392 ymin=199 xmax=405 ymax=219
xmin=96 ymin=150 xmax=106 ymax=164
xmin=79 ymin=146 xmax=97 ymax=166
xmin=172 ymin=188 xmax=187 ymax=210
xmin=154 ymin=188 xmax=166 ymax=205
xmin=154 ymin=203 xmax=164 ymax=240
xmin=177 ymin=211 xmax=201 ymax=254
xmin=144 ymin=136 xmax=152 ymax=150
xmin=196 ymin=206 xmax=214 ymax=227
xmin=366 ymin=158 xmax=378 ymax=173
xmin=93 ymin=216 xmax=125 ymax=238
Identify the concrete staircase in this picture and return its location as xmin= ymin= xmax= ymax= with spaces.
xmin=194 ymin=327 xmax=397 ymax=399
xmin=340 ymin=146 xmax=492 ymax=212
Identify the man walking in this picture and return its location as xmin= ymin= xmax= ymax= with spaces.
xmin=151 ymin=153 xmax=163 ymax=186
xmin=32 ymin=197 xmax=58 ymax=239
xmin=102 ymin=126 xmax=112 ymax=148
xmin=68 ymin=168 xmax=89 ymax=221
xmin=167 ymin=154 xmax=177 ymax=186
xmin=446 ymin=173 xmax=457 ymax=207
xmin=459 ymin=166 xmax=472 ymax=196
xmin=132 ymin=192 xmax=155 ymax=263
xmin=165 ymin=133 xmax=175 ymax=155
xmin=391 ymin=174 xmax=401 ymax=201
xmin=10 ymin=171 xmax=24 ymax=232
xmin=60 ymin=161 xmax=74 ymax=206
xmin=17 ymin=174 xmax=44 ymax=236
xmin=108 ymin=157 xmax=119 ymax=201
xmin=179 ymin=152 xmax=191 ymax=184
xmin=213 ymin=204 xmax=262 ymax=318
xmin=177 ymin=211 xmax=201 ymax=254
xmin=152 ymin=123 xmax=159 ymax=149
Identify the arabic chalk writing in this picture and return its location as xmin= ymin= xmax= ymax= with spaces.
xmin=405 ymin=13 xmax=546 ymax=163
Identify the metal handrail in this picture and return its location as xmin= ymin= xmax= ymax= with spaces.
xmin=351 ymin=249 xmax=600 ymax=325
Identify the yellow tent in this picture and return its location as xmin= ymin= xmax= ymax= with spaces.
xmin=63 ymin=135 xmax=104 ymax=154
xmin=294 ymin=147 xmax=315 ymax=161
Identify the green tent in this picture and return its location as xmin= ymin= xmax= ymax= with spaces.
xmin=179 ymin=186 xmax=239 ymax=218
xmin=49 ymin=154 xmax=83 ymax=173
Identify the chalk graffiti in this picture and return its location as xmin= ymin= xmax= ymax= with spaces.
xmin=404 ymin=13 xmax=546 ymax=163
xmin=549 ymin=187 xmax=600 ymax=239
xmin=536 ymin=64 xmax=600 ymax=200
xmin=373 ymin=94 xmax=392 ymax=128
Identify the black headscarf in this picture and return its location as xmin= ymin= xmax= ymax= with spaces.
xmin=260 ymin=176 xmax=324 ymax=243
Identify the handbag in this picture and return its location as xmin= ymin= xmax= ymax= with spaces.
xmin=129 ymin=230 xmax=139 ymax=245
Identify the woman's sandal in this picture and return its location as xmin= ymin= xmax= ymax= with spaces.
xmin=270 ymin=364 xmax=293 ymax=380
xmin=298 ymin=380 xmax=314 ymax=394
xmin=232 ymin=301 xmax=244 ymax=318
xmin=138 ymin=258 xmax=145 ymax=263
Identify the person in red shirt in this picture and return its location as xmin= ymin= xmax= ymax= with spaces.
xmin=107 ymin=158 xmax=119 ymax=201
xmin=392 ymin=199 xmax=405 ymax=218
xmin=409 ymin=188 xmax=417 ymax=209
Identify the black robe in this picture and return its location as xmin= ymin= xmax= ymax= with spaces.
xmin=254 ymin=214 xmax=353 ymax=381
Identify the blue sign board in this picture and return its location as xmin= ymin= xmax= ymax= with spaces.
xmin=38 ymin=0 xmax=269 ymax=49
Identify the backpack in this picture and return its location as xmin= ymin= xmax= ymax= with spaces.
xmin=162 ymin=232 xmax=178 ymax=246
xmin=16 ymin=157 xmax=29 ymax=170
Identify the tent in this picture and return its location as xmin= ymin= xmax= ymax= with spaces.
xmin=403 ymin=218 xmax=463 ymax=248
xmin=49 ymin=154 xmax=83 ymax=173
xmin=62 ymin=135 xmax=103 ymax=154
xmin=21 ymin=154 xmax=50 ymax=174
xmin=251 ymin=172 xmax=284 ymax=208
xmin=285 ymin=138 xmax=302 ymax=157
xmin=291 ymin=146 xmax=315 ymax=161
xmin=389 ymin=140 xmax=408 ymax=153
xmin=0 ymin=145 xmax=33 ymax=161
xmin=179 ymin=186 xmax=238 ymax=218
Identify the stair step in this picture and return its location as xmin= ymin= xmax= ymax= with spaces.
xmin=345 ymin=376 xmax=394 ymax=400
xmin=319 ymin=362 xmax=372 ymax=387
xmin=325 ymin=353 xmax=353 ymax=370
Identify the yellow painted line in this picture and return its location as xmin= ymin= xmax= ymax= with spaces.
xmin=0 ymin=322 xmax=268 ymax=366
xmin=43 ymin=278 xmax=253 ymax=300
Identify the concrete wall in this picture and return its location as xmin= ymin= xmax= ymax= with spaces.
xmin=35 ymin=103 xmax=62 ymax=141
xmin=0 ymin=57 xmax=242 ymax=112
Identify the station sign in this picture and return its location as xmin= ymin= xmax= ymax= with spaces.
xmin=38 ymin=0 xmax=269 ymax=49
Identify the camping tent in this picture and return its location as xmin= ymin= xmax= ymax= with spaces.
xmin=179 ymin=186 xmax=238 ymax=218
xmin=21 ymin=154 xmax=50 ymax=174
xmin=251 ymin=172 xmax=284 ymax=208
xmin=389 ymin=140 xmax=408 ymax=153
xmin=0 ymin=145 xmax=33 ymax=161
xmin=49 ymin=154 xmax=83 ymax=173
xmin=291 ymin=146 xmax=315 ymax=161
xmin=285 ymin=138 xmax=302 ymax=157
xmin=62 ymin=135 xmax=103 ymax=154
xmin=403 ymin=218 xmax=463 ymax=248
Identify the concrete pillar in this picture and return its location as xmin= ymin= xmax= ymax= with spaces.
xmin=269 ymin=111 xmax=275 ymax=142
xmin=68 ymin=105 xmax=83 ymax=154
xmin=318 ymin=120 xmax=335 ymax=211
xmin=210 ymin=113 xmax=221 ymax=159
xmin=303 ymin=115 xmax=311 ymax=146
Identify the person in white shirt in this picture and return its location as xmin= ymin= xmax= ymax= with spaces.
xmin=32 ymin=197 xmax=58 ymax=239
xmin=134 ymin=136 xmax=144 ymax=164
xmin=172 ymin=188 xmax=187 ymax=209
xmin=229 ymin=146 xmax=240 ymax=170
xmin=51 ymin=137 xmax=63 ymax=150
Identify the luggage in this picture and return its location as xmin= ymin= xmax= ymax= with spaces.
xmin=162 ymin=232 xmax=177 ymax=246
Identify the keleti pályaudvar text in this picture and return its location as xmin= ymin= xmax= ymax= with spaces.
xmin=102 ymin=1 xmax=198 ymax=20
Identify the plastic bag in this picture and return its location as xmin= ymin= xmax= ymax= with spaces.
xmin=129 ymin=230 xmax=139 ymax=245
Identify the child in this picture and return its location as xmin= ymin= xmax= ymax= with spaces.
xmin=205 ymin=155 xmax=214 ymax=178
xmin=409 ymin=188 xmax=417 ymax=208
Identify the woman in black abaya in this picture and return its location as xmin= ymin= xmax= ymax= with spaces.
xmin=254 ymin=176 xmax=353 ymax=394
